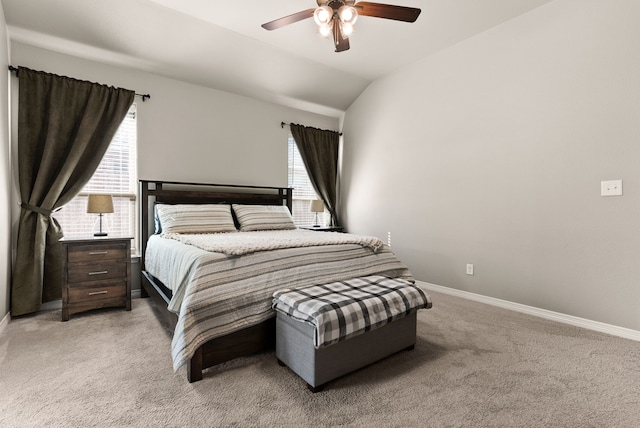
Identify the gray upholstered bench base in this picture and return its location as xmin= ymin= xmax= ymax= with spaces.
xmin=276 ymin=311 xmax=417 ymax=392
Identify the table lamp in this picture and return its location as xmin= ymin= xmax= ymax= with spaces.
xmin=87 ymin=194 xmax=114 ymax=236
xmin=309 ymin=199 xmax=324 ymax=227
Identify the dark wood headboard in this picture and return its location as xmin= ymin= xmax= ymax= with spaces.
xmin=139 ymin=180 xmax=293 ymax=270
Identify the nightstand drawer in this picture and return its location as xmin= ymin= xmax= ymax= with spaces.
xmin=67 ymin=261 xmax=127 ymax=283
xmin=68 ymin=244 xmax=127 ymax=263
xmin=68 ymin=282 xmax=127 ymax=303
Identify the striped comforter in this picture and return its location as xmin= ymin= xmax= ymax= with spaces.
xmin=144 ymin=231 xmax=414 ymax=370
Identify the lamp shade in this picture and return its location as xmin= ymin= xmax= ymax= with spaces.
xmin=309 ymin=199 xmax=324 ymax=213
xmin=313 ymin=6 xmax=334 ymax=26
xmin=87 ymin=194 xmax=114 ymax=214
xmin=338 ymin=5 xmax=358 ymax=25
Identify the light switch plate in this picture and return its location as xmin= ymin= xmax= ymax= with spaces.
xmin=601 ymin=180 xmax=622 ymax=196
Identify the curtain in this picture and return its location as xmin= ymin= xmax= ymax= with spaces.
xmin=290 ymin=123 xmax=340 ymax=226
xmin=11 ymin=67 xmax=134 ymax=316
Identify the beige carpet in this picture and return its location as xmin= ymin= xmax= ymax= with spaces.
xmin=1 ymin=291 xmax=639 ymax=427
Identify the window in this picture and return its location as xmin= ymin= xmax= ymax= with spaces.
xmin=288 ymin=134 xmax=323 ymax=226
xmin=54 ymin=104 xmax=138 ymax=252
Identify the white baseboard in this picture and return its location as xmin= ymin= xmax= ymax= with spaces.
xmin=0 ymin=311 xmax=10 ymax=334
xmin=417 ymin=281 xmax=640 ymax=342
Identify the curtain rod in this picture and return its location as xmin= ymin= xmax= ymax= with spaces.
xmin=8 ymin=65 xmax=151 ymax=102
xmin=281 ymin=121 xmax=342 ymax=136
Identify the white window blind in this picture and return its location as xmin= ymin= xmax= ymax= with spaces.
xmin=287 ymin=134 xmax=323 ymax=226
xmin=54 ymin=104 xmax=138 ymax=252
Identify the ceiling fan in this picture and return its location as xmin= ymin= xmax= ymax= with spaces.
xmin=261 ymin=1 xmax=421 ymax=53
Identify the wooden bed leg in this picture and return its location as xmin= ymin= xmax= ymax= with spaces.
xmin=187 ymin=347 xmax=203 ymax=383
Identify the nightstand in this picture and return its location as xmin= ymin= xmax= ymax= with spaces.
xmin=300 ymin=226 xmax=345 ymax=232
xmin=60 ymin=236 xmax=132 ymax=321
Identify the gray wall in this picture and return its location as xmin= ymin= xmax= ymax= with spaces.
xmin=341 ymin=0 xmax=640 ymax=331
xmin=0 ymin=4 xmax=11 ymax=322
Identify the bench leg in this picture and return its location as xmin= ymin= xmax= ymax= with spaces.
xmin=308 ymin=383 xmax=325 ymax=393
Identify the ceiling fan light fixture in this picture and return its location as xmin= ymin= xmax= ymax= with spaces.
xmin=261 ymin=1 xmax=421 ymax=53
xmin=313 ymin=6 xmax=334 ymax=26
xmin=340 ymin=21 xmax=354 ymax=37
xmin=318 ymin=22 xmax=333 ymax=38
xmin=338 ymin=5 xmax=358 ymax=25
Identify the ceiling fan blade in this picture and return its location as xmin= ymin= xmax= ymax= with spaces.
xmin=333 ymin=22 xmax=351 ymax=52
xmin=355 ymin=2 xmax=421 ymax=22
xmin=261 ymin=8 xmax=315 ymax=31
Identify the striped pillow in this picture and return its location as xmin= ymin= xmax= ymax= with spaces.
xmin=232 ymin=204 xmax=296 ymax=231
xmin=156 ymin=204 xmax=237 ymax=234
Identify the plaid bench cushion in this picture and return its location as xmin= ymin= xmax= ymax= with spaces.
xmin=272 ymin=275 xmax=432 ymax=348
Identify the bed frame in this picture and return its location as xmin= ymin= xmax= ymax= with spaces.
xmin=139 ymin=180 xmax=293 ymax=382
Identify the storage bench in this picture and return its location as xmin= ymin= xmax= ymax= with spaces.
xmin=272 ymin=275 xmax=431 ymax=392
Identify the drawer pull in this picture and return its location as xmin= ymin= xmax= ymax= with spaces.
xmin=89 ymin=251 xmax=108 ymax=255
xmin=88 ymin=290 xmax=108 ymax=296
xmin=88 ymin=271 xmax=108 ymax=276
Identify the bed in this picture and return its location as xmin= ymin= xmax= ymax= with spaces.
xmin=139 ymin=180 xmax=414 ymax=382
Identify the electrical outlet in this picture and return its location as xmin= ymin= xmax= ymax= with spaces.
xmin=601 ymin=180 xmax=622 ymax=196
xmin=466 ymin=264 xmax=474 ymax=275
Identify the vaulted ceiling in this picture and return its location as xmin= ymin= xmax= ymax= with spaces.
xmin=1 ymin=0 xmax=553 ymax=117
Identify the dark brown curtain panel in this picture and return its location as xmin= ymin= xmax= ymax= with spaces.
xmin=11 ymin=67 xmax=134 ymax=316
xmin=290 ymin=123 xmax=340 ymax=226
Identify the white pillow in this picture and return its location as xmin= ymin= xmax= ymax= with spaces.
xmin=156 ymin=204 xmax=236 ymax=234
xmin=232 ymin=204 xmax=296 ymax=231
